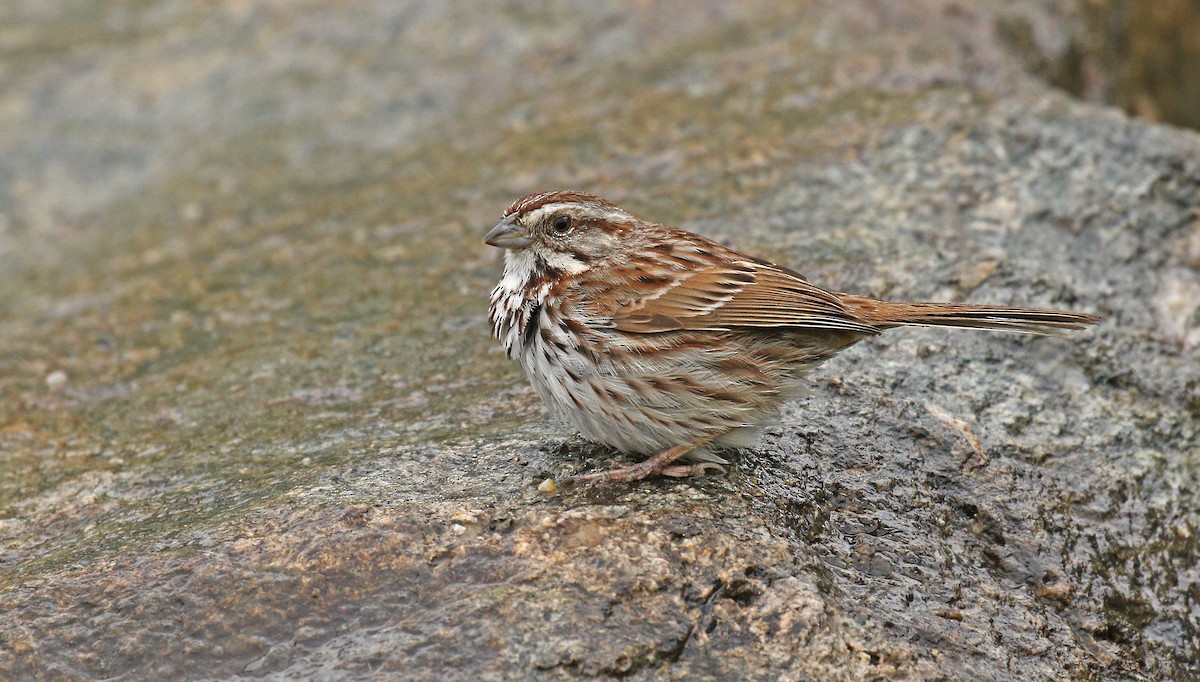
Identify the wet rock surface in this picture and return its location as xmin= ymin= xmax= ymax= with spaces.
xmin=1 ymin=1 xmax=1197 ymax=680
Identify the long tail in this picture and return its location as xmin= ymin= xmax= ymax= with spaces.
xmin=840 ymin=295 xmax=1101 ymax=334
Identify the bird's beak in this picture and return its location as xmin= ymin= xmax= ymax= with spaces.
xmin=483 ymin=217 xmax=534 ymax=250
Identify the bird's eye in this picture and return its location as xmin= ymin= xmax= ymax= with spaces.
xmin=551 ymin=215 xmax=573 ymax=235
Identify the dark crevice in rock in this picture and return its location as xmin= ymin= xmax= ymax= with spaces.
xmin=999 ymin=1 xmax=1200 ymax=132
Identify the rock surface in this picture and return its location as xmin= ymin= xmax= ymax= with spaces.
xmin=1 ymin=1 xmax=1197 ymax=680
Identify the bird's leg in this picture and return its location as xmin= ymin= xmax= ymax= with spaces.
xmin=559 ymin=436 xmax=719 ymax=486
xmin=660 ymin=462 xmax=726 ymax=478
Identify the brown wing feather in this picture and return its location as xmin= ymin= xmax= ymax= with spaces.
xmin=612 ymin=260 xmax=880 ymax=335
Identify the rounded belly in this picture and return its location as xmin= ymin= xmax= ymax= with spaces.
xmin=522 ymin=347 xmax=775 ymax=455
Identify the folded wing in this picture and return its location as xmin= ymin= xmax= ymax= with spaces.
xmin=611 ymin=260 xmax=880 ymax=336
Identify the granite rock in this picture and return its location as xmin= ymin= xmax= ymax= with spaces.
xmin=1 ymin=2 xmax=1196 ymax=680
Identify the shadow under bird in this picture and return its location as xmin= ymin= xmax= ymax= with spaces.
xmin=484 ymin=191 xmax=1100 ymax=487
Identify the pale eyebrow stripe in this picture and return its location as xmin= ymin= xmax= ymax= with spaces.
xmin=524 ymin=203 xmax=626 ymax=224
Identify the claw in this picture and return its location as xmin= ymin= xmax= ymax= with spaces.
xmin=555 ymin=436 xmax=722 ymax=487
xmin=558 ymin=461 xmax=652 ymax=487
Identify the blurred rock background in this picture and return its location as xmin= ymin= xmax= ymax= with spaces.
xmin=1012 ymin=0 xmax=1200 ymax=131
xmin=0 ymin=1 xmax=1197 ymax=680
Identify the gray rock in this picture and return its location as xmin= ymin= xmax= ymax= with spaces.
xmin=0 ymin=1 xmax=1196 ymax=680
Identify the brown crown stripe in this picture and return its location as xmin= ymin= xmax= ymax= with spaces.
xmin=506 ymin=190 xmax=614 ymax=219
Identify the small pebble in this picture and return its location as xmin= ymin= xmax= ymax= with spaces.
xmin=538 ymin=478 xmax=558 ymax=494
xmin=45 ymin=370 xmax=68 ymax=391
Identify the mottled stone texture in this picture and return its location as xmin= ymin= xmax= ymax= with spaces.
xmin=0 ymin=2 xmax=1196 ymax=680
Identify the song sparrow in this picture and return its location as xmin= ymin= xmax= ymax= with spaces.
xmin=485 ymin=190 xmax=1099 ymax=486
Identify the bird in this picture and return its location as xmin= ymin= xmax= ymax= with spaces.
xmin=484 ymin=190 xmax=1100 ymax=486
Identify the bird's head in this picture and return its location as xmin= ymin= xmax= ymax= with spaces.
xmin=484 ymin=190 xmax=640 ymax=273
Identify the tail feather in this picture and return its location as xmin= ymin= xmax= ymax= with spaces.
xmin=841 ymin=296 xmax=1101 ymax=335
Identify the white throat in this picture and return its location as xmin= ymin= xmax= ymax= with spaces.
xmin=488 ymin=250 xmax=547 ymax=357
